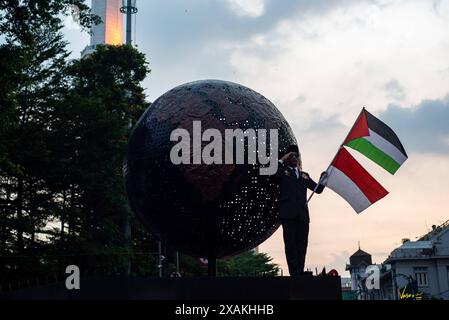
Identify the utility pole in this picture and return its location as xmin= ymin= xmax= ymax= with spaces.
xmin=176 ymin=251 xmax=180 ymax=274
xmin=120 ymin=0 xmax=138 ymax=277
xmin=158 ymin=241 xmax=164 ymax=278
xmin=121 ymin=0 xmax=138 ymax=46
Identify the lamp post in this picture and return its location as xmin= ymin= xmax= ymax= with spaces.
xmin=119 ymin=0 xmax=138 ymax=276
xmin=120 ymin=0 xmax=138 ymax=45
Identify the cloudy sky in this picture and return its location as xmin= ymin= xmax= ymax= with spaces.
xmin=64 ymin=0 xmax=449 ymax=276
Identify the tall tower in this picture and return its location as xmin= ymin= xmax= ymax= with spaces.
xmin=81 ymin=0 xmax=124 ymax=58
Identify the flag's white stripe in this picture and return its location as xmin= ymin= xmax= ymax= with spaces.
xmin=366 ymin=129 xmax=407 ymax=165
xmin=325 ymin=166 xmax=372 ymax=214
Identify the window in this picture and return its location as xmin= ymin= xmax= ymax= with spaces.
xmin=414 ymin=267 xmax=428 ymax=287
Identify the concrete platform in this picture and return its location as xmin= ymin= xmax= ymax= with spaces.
xmin=1 ymin=276 xmax=342 ymax=300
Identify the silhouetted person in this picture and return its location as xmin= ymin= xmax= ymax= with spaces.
xmin=276 ymin=145 xmax=326 ymax=276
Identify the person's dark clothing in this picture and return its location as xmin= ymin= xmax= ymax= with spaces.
xmin=282 ymin=219 xmax=309 ymax=276
xmin=275 ymin=161 xmax=325 ymax=276
xmin=275 ymin=162 xmax=325 ymax=223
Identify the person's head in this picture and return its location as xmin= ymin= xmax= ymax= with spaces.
xmin=284 ymin=145 xmax=302 ymax=169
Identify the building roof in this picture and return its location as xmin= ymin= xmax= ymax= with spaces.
xmin=385 ymin=240 xmax=434 ymax=262
xmin=348 ymin=248 xmax=372 ymax=267
xmin=384 ymin=220 xmax=449 ymax=263
xmin=400 ymin=241 xmax=433 ymax=249
xmin=350 ymin=249 xmax=371 ymax=258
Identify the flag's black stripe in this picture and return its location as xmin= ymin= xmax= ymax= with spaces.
xmin=365 ymin=109 xmax=408 ymax=157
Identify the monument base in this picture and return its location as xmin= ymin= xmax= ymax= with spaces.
xmin=2 ymin=276 xmax=342 ymax=300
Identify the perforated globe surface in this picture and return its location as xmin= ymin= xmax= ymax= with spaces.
xmin=124 ymin=80 xmax=297 ymax=258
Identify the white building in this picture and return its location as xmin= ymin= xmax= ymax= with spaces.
xmin=81 ymin=0 xmax=124 ymax=58
xmin=346 ymin=220 xmax=449 ymax=300
xmin=384 ymin=221 xmax=449 ymax=300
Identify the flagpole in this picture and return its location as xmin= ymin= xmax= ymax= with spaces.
xmin=306 ymin=107 xmax=366 ymax=204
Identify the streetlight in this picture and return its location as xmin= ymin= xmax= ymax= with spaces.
xmin=119 ymin=1 xmax=138 ymax=276
xmin=120 ymin=0 xmax=138 ymax=45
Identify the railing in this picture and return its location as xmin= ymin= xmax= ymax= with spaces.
xmin=418 ymin=219 xmax=449 ymax=241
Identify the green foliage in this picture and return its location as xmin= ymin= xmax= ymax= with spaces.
xmin=42 ymin=45 xmax=151 ymax=277
xmin=165 ymin=251 xmax=280 ymax=277
xmin=0 ymin=0 xmax=152 ymax=284
xmin=0 ymin=0 xmax=100 ymax=45
xmin=0 ymin=1 xmax=87 ymax=265
xmin=219 ymin=251 xmax=280 ymax=277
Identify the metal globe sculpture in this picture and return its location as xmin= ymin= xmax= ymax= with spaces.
xmin=124 ymin=80 xmax=297 ymax=259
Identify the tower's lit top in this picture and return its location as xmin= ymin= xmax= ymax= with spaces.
xmin=81 ymin=0 xmax=124 ymax=58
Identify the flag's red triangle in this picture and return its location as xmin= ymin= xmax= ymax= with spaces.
xmin=344 ymin=110 xmax=369 ymax=144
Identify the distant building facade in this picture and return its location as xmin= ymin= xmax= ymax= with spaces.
xmin=341 ymin=277 xmax=356 ymax=300
xmin=345 ymin=220 xmax=449 ymax=300
xmin=384 ymin=221 xmax=449 ymax=300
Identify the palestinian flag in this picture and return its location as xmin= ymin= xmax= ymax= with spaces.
xmin=344 ymin=108 xmax=408 ymax=174
xmin=324 ymin=147 xmax=389 ymax=213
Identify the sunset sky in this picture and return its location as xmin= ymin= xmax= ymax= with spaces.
xmin=64 ymin=0 xmax=449 ymax=276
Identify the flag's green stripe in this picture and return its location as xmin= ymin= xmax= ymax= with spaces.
xmin=365 ymin=110 xmax=408 ymax=157
xmin=345 ymin=138 xmax=401 ymax=174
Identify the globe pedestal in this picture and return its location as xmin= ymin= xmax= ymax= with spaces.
xmin=208 ymin=258 xmax=217 ymax=277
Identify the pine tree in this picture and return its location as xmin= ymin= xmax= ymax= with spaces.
xmin=48 ymin=45 xmax=150 ymax=276
xmin=0 ymin=0 xmax=98 ymax=283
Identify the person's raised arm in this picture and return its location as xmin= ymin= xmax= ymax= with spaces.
xmin=274 ymin=152 xmax=294 ymax=178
